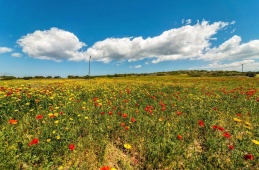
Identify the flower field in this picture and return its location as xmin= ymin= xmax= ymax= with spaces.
xmin=1 ymin=76 xmax=259 ymax=169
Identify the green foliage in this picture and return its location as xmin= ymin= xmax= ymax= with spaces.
xmin=246 ymin=71 xmax=256 ymax=77
xmin=0 ymin=76 xmax=16 ymax=80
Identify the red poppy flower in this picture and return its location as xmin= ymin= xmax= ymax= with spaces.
xmin=124 ymin=126 xmax=129 ymax=131
xmin=100 ymin=166 xmax=111 ymax=170
xmin=217 ymin=126 xmax=224 ymax=131
xmin=68 ymin=143 xmax=75 ymax=151
xmin=131 ymin=118 xmax=136 ymax=123
xmin=223 ymin=132 xmax=231 ymax=139
xmin=120 ymin=122 xmax=125 ymax=127
xmin=228 ymin=145 xmax=234 ymax=150
xmin=9 ymin=119 xmax=18 ymax=124
xmin=28 ymin=138 xmax=39 ymax=146
xmin=212 ymin=125 xmax=218 ymax=130
xmin=122 ymin=113 xmax=127 ymax=118
xmin=198 ymin=120 xmax=205 ymax=127
xmin=244 ymin=153 xmax=254 ymax=160
xmin=177 ymin=111 xmax=182 ymax=115
xmin=108 ymin=111 xmax=113 ymax=115
xmin=177 ymin=135 xmax=183 ymax=140
xmin=36 ymin=114 xmax=43 ymax=120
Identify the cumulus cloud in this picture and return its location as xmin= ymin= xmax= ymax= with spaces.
xmin=17 ymin=28 xmax=86 ymax=62
xmin=11 ymin=53 xmax=22 ymax=57
xmin=85 ymin=20 xmax=231 ymax=63
xmin=190 ymin=60 xmax=259 ymax=71
xmin=200 ymin=35 xmax=259 ymax=61
xmin=0 ymin=47 xmax=12 ymax=54
xmin=15 ymin=20 xmax=259 ymax=71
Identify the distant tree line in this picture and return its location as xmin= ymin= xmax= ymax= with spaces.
xmin=0 ymin=75 xmax=61 ymax=80
xmin=0 ymin=70 xmax=258 ymax=80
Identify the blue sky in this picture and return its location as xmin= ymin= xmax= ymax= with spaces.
xmin=1 ymin=0 xmax=259 ymax=77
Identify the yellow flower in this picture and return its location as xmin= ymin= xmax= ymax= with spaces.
xmin=124 ymin=143 xmax=131 ymax=149
xmin=245 ymin=122 xmax=251 ymax=126
xmin=233 ymin=118 xmax=242 ymax=123
xmin=236 ymin=133 xmax=242 ymax=140
xmin=56 ymin=135 xmax=61 ymax=140
xmin=252 ymin=140 xmax=259 ymax=145
xmin=246 ymin=131 xmax=252 ymax=135
xmin=58 ymin=166 xmax=63 ymax=170
xmin=84 ymin=116 xmax=88 ymax=119
xmin=54 ymin=113 xmax=59 ymax=117
xmin=46 ymin=139 xmax=51 ymax=142
xmin=54 ymin=120 xmax=59 ymax=124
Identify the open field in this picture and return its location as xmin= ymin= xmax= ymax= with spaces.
xmin=1 ymin=76 xmax=259 ymax=169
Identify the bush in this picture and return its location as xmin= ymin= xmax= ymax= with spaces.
xmin=246 ymin=72 xmax=256 ymax=77
xmin=0 ymin=76 xmax=16 ymax=80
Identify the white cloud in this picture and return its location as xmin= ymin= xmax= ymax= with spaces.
xmin=15 ymin=20 xmax=259 ymax=72
xmin=190 ymin=60 xmax=259 ymax=71
xmin=129 ymin=65 xmax=141 ymax=69
xmin=186 ymin=19 xmax=192 ymax=25
xmin=230 ymin=28 xmax=236 ymax=34
xmin=17 ymin=27 xmax=87 ymax=62
xmin=86 ymin=20 xmax=231 ymax=63
xmin=11 ymin=53 xmax=22 ymax=57
xmin=199 ymin=35 xmax=259 ymax=61
xmin=0 ymin=47 xmax=12 ymax=54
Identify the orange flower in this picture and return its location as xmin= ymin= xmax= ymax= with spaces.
xmin=177 ymin=135 xmax=183 ymax=140
xmin=9 ymin=119 xmax=18 ymax=124
xmin=124 ymin=126 xmax=129 ymax=131
xmin=122 ymin=113 xmax=127 ymax=118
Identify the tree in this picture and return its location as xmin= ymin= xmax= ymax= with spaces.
xmin=246 ymin=72 xmax=256 ymax=77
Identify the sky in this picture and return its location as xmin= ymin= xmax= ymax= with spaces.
xmin=1 ymin=0 xmax=259 ymax=77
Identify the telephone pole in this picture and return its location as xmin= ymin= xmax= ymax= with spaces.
xmin=88 ymin=56 xmax=91 ymax=77
xmin=241 ymin=64 xmax=244 ymax=75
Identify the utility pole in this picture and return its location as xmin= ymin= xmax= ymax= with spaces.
xmin=241 ymin=64 xmax=244 ymax=75
xmin=88 ymin=56 xmax=91 ymax=77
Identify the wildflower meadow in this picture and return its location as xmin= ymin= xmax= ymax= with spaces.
xmin=1 ymin=76 xmax=259 ymax=169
